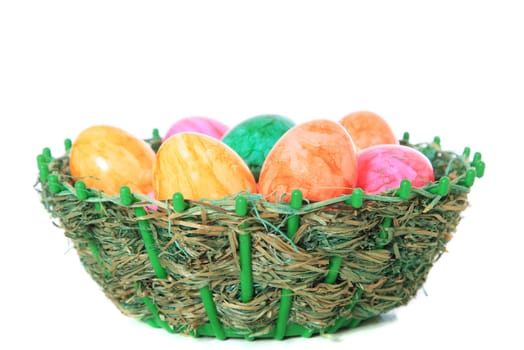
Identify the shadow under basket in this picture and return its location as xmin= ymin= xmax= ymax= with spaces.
xmin=36 ymin=133 xmax=485 ymax=340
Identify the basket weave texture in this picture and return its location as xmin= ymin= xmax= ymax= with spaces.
xmin=36 ymin=137 xmax=482 ymax=340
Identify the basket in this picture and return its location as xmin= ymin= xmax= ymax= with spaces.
xmin=35 ymin=131 xmax=485 ymax=340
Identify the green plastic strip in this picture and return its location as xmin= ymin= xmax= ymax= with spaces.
xmin=345 ymin=187 xmax=364 ymax=208
xmin=94 ymin=202 xmax=102 ymax=212
xmin=438 ymin=176 xmax=450 ymax=196
xmin=402 ymin=131 xmax=410 ymax=143
xmin=287 ymin=189 xmax=303 ymax=239
xmin=152 ymin=128 xmax=161 ymax=140
xmin=344 ymin=318 xmax=362 ymax=329
xmin=462 ymin=146 xmax=471 ymax=159
xmin=398 ymin=179 xmax=411 ymax=199
xmin=142 ymin=296 xmax=174 ymax=333
xmin=235 ymin=195 xmax=248 ymax=217
xmin=324 ymin=255 xmax=342 ymax=284
xmin=462 ymin=168 xmax=476 ymax=188
xmin=433 ymin=136 xmax=441 ymax=145
xmin=200 ymin=286 xmax=226 ymax=340
xmin=475 ymin=160 xmax=485 ymax=178
xmin=42 ymin=147 xmax=52 ymax=163
xmin=348 ymin=288 xmax=364 ymax=309
xmin=47 ymin=174 xmax=61 ymax=194
xmin=64 ymin=138 xmax=72 ymax=152
xmin=120 ymin=186 xmax=167 ymax=279
xmin=120 ymin=186 xmax=133 ymax=205
xmin=430 ymin=176 xmax=450 ymax=196
xmin=143 ymin=317 xmax=160 ymax=328
xmin=301 ymin=327 xmax=314 ymax=338
xmin=376 ymin=217 xmax=392 ymax=249
xmin=236 ymin=196 xmax=253 ymax=303
xmin=87 ymin=241 xmax=103 ymax=266
xmin=196 ymin=318 xmax=364 ymax=339
xmin=150 ymin=128 xmax=162 ymax=152
xmin=472 ymin=151 xmax=482 ymax=166
xmin=74 ymin=180 xmax=109 ymax=277
xmin=275 ymin=288 xmax=293 ymax=340
xmin=87 ymin=241 xmax=110 ymax=277
xmin=326 ymin=288 xmax=364 ymax=334
xmin=135 ymin=206 xmax=167 ymax=279
xmin=74 ymin=181 xmax=88 ymax=200
xmin=36 ymin=154 xmax=45 ymax=167
xmin=37 ymin=154 xmax=49 ymax=182
xmin=275 ymin=190 xmax=303 ymax=340
xmin=172 ymin=192 xmax=187 ymax=213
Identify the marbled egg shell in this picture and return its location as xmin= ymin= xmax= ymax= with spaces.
xmin=357 ymin=144 xmax=435 ymax=194
xmin=153 ymin=132 xmax=257 ymax=200
xmin=163 ymin=116 xmax=229 ymax=141
xmin=259 ymin=119 xmax=358 ymax=202
xmin=339 ymin=111 xmax=398 ymax=151
xmin=222 ymin=114 xmax=295 ymax=181
xmin=69 ymin=125 xmax=155 ymax=195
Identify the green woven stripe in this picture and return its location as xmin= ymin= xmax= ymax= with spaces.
xmin=236 ymin=196 xmax=254 ymax=303
xmin=200 ymin=286 xmax=226 ymax=340
xmin=196 ymin=320 xmax=363 ymax=339
xmin=324 ymin=255 xmax=342 ymax=284
xmin=326 ymin=288 xmax=364 ymax=334
xmin=376 ymin=217 xmax=392 ymax=249
xmin=275 ymin=288 xmax=293 ymax=340
xmin=142 ymin=296 xmax=173 ymax=333
xmin=239 ymin=233 xmax=253 ymax=303
xmin=134 ymin=207 xmax=167 ymax=279
xmin=274 ymin=189 xmax=303 ymax=339
xmin=120 ymin=186 xmax=166 ymax=279
xmin=87 ymin=241 xmax=110 ymax=277
xmin=286 ymin=190 xmax=302 ymax=239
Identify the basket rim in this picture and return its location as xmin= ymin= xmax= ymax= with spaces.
xmin=38 ymin=139 xmax=482 ymax=215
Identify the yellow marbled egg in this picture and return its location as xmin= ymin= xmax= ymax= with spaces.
xmin=69 ymin=125 xmax=155 ymax=196
xmin=153 ymin=132 xmax=257 ymax=200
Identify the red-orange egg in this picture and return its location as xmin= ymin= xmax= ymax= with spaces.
xmin=69 ymin=125 xmax=155 ymax=195
xmin=339 ymin=111 xmax=398 ymax=151
xmin=153 ymin=132 xmax=257 ymax=200
xmin=258 ymin=119 xmax=358 ymax=202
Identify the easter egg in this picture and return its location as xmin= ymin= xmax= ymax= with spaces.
xmin=222 ymin=114 xmax=295 ymax=181
xmin=153 ymin=132 xmax=257 ymax=200
xmin=339 ymin=111 xmax=398 ymax=151
xmin=357 ymin=144 xmax=435 ymax=194
xmin=163 ymin=116 xmax=228 ymax=141
xmin=259 ymin=119 xmax=358 ymax=202
xmin=69 ymin=125 xmax=155 ymax=195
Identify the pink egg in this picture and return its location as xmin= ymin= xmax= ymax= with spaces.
xmin=163 ymin=117 xmax=228 ymax=141
xmin=357 ymin=144 xmax=435 ymax=194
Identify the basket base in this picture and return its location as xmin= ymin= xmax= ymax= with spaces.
xmin=142 ymin=317 xmax=366 ymax=340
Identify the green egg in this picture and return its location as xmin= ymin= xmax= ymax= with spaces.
xmin=222 ymin=114 xmax=295 ymax=181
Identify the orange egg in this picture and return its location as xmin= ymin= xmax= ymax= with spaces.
xmin=69 ymin=125 xmax=155 ymax=195
xmin=259 ymin=119 xmax=358 ymax=202
xmin=153 ymin=132 xmax=257 ymax=200
xmin=339 ymin=111 xmax=398 ymax=151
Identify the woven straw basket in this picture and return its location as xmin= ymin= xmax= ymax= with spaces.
xmin=36 ymin=131 xmax=484 ymax=340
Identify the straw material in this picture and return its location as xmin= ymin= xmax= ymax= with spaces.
xmin=36 ymin=139 xmax=478 ymax=339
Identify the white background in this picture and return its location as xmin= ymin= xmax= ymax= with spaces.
xmin=1 ymin=1 xmax=522 ymax=349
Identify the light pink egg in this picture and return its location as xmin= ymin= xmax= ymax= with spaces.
xmin=357 ymin=144 xmax=435 ymax=194
xmin=163 ymin=116 xmax=228 ymax=141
